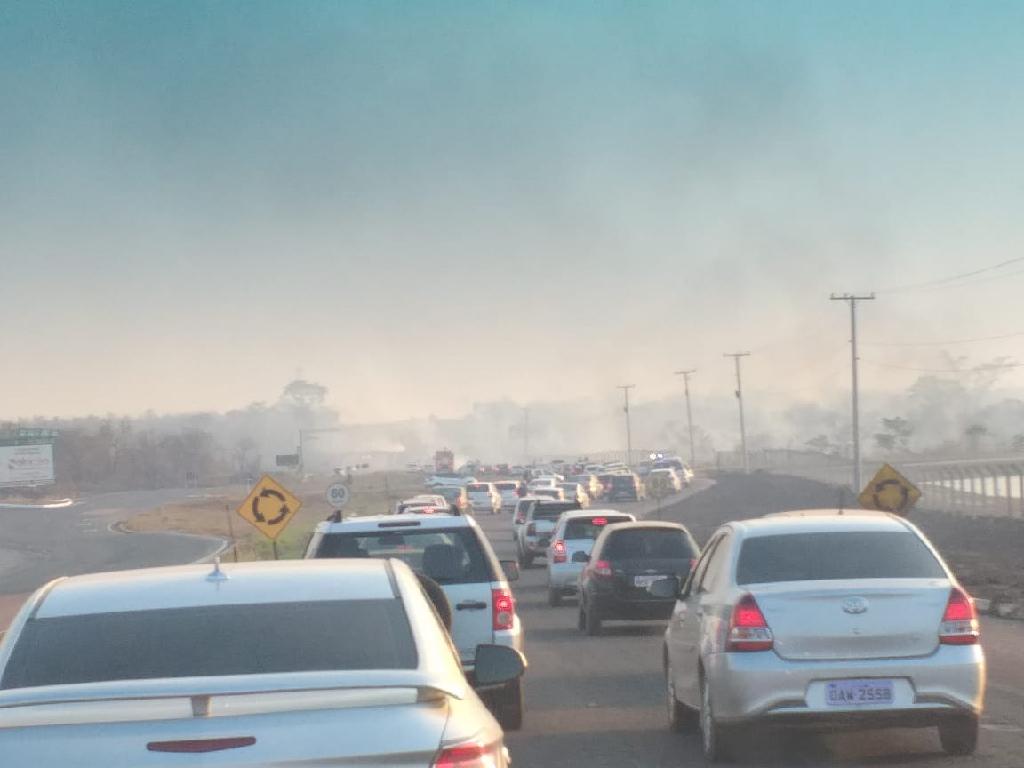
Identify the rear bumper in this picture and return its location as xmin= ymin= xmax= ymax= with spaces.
xmin=548 ymin=563 xmax=583 ymax=591
xmin=522 ymin=535 xmax=551 ymax=555
xmin=591 ymin=594 xmax=674 ymax=620
xmin=705 ymin=644 xmax=986 ymax=725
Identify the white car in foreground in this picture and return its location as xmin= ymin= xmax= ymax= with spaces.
xmin=660 ymin=510 xmax=985 ymax=762
xmin=0 ymin=559 xmax=524 ymax=766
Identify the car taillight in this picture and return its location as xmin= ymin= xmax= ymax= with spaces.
xmin=552 ymin=540 xmax=566 ymax=563
xmin=492 ymin=588 xmax=515 ymax=630
xmin=727 ymin=594 xmax=774 ymax=652
xmin=433 ymin=740 xmax=503 ymax=768
xmin=939 ymin=586 xmax=980 ymax=645
xmin=526 ymin=523 xmax=536 ymax=535
xmin=592 ymin=517 xmax=607 ymax=526
xmin=592 ymin=559 xmax=612 ymax=578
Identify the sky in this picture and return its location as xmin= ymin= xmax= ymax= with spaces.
xmin=2 ymin=1 xmax=1024 ymax=423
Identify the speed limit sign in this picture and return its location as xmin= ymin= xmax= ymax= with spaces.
xmin=325 ymin=483 xmax=350 ymax=510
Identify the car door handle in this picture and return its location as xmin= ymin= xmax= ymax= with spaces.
xmin=456 ymin=601 xmax=488 ymax=611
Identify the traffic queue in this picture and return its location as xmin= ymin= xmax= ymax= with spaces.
xmin=0 ymin=459 xmax=985 ymax=766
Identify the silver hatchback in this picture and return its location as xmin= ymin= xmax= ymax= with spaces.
xmin=660 ymin=510 xmax=985 ymax=762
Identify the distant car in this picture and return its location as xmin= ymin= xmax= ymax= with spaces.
xmin=577 ymin=521 xmax=698 ymax=636
xmin=515 ymin=499 xmax=581 ymax=567
xmin=466 ymin=482 xmax=501 ymax=514
xmin=393 ymin=498 xmax=446 ymax=515
xmin=437 ymin=485 xmax=471 ymax=514
xmin=661 ymin=510 xmax=985 ymax=762
xmin=546 ymin=509 xmax=636 ymax=606
xmin=604 ymin=472 xmax=646 ymax=502
xmin=531 ymin=487 xmax=565 ymax=501
xmin=307 ymin=512 xmax=527 ymax=729
xmin=494 ymin=480 xmax=525 ymax=511
xmin=527 ymin=477 xmax=558 ymax=491
xmin=426 ymin=473 xmax=477 ymax=489
xmin=647 ymin=467 xmax=682 ymax=493
xmin=0 ymin=559 xmax=523 ymax=765
xmin=569 ymin=473 xmax=602 ymax=501
xmin=558 ymin=482 xmax=589 ymax=506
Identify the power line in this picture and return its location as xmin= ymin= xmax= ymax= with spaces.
xmin=876 ymin=256 xmax=1024 ymax=295
xmin=862 ymin=330 xmax=1024 ymax=348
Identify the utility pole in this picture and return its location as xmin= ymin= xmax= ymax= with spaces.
xmin=723 ymin=353 xmax=751 ymax=473
xmin=830 ymin=292 xmax=876 ymax=493
xmin=522 ymin=408 xmax=529 ymax=464
xmin=673 ymin=369 xmax=697 ymax=467
xmin=617 ymin=385 xmax=636 ymax=468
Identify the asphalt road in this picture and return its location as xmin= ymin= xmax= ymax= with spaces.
xmin=0 ymin=489 xmax=225 ymax=596
xmin=472 ymin=474 xmax=1024 ymax=767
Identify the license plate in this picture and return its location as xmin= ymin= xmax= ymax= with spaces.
xmin=634 ymin=575 xmax=661 ymax=588
xmin=825 ymin=679 xmax=894 ymax=706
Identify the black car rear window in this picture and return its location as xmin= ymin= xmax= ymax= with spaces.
xmin=610 ymin=475 xmax=637 ymax=488
xmin=533 ymin=502 xmax=579 ymax=520
xmin=736 ymin=531 xmax=946 ymax=585
xmin=2 ymin=600 xmax=417 ymax=690
xmin=604 ymin=529 xmax=697 ymax=560
xmin=313 ymin=528 xmax=494 ymax=585
xmin=494 ymin=482 xmax=517 ymax=490
xmin=565 ymin=516 xmax=633 ymax=540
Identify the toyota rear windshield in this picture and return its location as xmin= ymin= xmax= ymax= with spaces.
xmin=2 ymin=600 xmax=417 ymax=689
xmin=736 ymin=531 xmax=946 ymax=585
xmin=311 ymin=527 xmax=495 ymax=584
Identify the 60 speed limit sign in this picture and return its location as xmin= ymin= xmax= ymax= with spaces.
xmin=325 ymin=483 xmax=350 ymax=510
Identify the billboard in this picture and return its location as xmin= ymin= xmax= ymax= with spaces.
xmin=0 ymin=444 xmax=56 ymax=487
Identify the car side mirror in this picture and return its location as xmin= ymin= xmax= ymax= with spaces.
xmin=571 ymin=551 xmax=590 ymax=564
xmin=649 ymin=576 xmax=680 ymax=599
xmin=473 ymin=644 xmax=526 ymax=687
xmin=499 ymin=560 xmax=520 ymax=582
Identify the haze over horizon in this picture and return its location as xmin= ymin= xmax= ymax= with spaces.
xmin=4 ymin=2 xmax=1024 ymax=423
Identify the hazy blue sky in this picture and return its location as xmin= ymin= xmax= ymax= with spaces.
xmin=3 ymin=1 xmax=1023 ymax=421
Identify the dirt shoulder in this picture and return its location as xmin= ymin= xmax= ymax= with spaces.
xmin=663 ymin=471 xmax=1024 ymax=609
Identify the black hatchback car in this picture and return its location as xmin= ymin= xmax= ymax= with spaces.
xmin=577 ymin=521 xmax=698 ymax=635
xmin=604 ymin=472 xmax=646 ymax=502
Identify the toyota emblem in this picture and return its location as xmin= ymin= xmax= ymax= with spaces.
xmin=842 ymin=597 xmax=869 ymax=614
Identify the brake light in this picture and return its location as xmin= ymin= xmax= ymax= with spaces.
xmin=433 ymin=740 xmax=502 ymax=768
xmin=592 ymin=559 xmax=612 ymax=578
xmin=492 ymin=588 xmax=515 ymax=630
xmin=592 ymin=517 xmax=607 ymax=526
xmin=727 ymin=594 xmax=774 ymax=652
xmin=552 ymin=540 xmax=566 ymax=563
xmin=939 ymin=587 xmax=980 ymax=645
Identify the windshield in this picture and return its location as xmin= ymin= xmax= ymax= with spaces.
xmin=604 ymin=529 xmax=697 ymax=561
xmin=2 ymin=600 xmax=417 ymax=689
xmin=564 ymin=515 xmax=633 ymax=540
xmin=736 ymin=532 xmax=947 ymax=585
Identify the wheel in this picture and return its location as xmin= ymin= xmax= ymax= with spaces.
xmin=939 ymin=715 xmax=979 ymax=755
xmin=548 ymin=588 xmax=562 ymax=607
xmin=490 ymin=678 xmax=524 ymax=731
xmin=699 ymin=673 xmax=734 ymax=763
xmin=665 ymin=658 xmax=696 ymax=732
xmin=518 ymin=552 xmax=534 ymax=568
xmin=584 ymin=598 xmax=603 ymax=636
xmin=578 ymin=604 xmax=586 ymax=631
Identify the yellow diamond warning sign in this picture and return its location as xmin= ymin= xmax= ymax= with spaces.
xmin=237 ymin=474 xmax=302 ymax=540
xmin=858 ymin=463 xmax=921 ymax=516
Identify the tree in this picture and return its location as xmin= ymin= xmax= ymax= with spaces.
xmin=964 ymin=424 xmax=988 ymax=454
xmin=874 ymin=433 xmax=896 ymax=451
xmin=876 ymin=416 xmax=913 ymax=453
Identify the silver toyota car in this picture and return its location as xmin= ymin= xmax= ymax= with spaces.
xmin=660 ymin=510 xmax=985 ymax=762
xmin=0 ymin=559 xmax=524 ymax=766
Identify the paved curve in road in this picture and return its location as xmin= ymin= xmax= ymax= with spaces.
xmin=0 ymin=489 xmax=225 ymax=596
xmin=471 ymin=474 xmax=1024 ymax=768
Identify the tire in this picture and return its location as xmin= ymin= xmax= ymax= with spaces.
xmin=548 ymin=588 xmax=563 ymax=607
xmin=491 ymin=678 xmax=525 ymax=731
xmin=518 ymin=552 xmax=534 ymax=568
xmin=699 ymin=673 xmax=734 ymax=763
xmin=583 ymin=598 xmax=603 ymax=636
xmin=665 ymin=657 xmax=696 ymax=732
xmin=939 ymin=715 xmax=979 ymax=756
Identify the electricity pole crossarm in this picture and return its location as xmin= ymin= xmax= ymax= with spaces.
xmin=830 ymin=293 xmax=876 ymax=493
xmin=617 ymin=385 xmax=636 ymax=469
xmin=673 ymin=369 xmax=697 ymax=466
xmin=723 ymin=353 xmax=751 ymax=473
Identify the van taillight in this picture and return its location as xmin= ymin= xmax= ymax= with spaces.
xmin=552 ymin=540 xmax=566 ymax=563
xmin=492 ymin=588 xmax=515 ymax=630
xmin=727 ymin=594 xmax=774 ymax=652
xmin=939 ymin=587 xmax=980 ymax=645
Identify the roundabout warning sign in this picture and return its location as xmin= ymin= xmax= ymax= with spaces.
xmin=237 ymin=475 xmax=302 ymax=540
xmin=858 ymin=464 xmax=921 ymax=516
